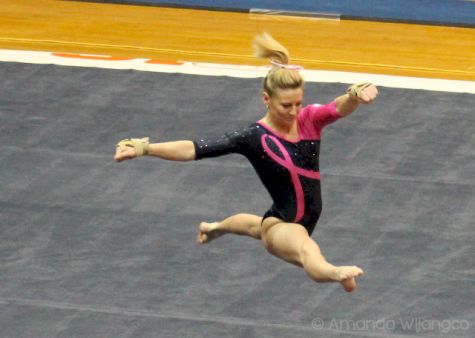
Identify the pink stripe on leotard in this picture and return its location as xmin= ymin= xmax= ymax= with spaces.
xmin=261 ymin=134 xmax=320 ymax=223
xmin=258 ymin=101 xmax=340 ymax=222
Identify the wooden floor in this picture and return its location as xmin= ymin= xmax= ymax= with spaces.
xmin=1 ymin=0 xmax=474 ymax=80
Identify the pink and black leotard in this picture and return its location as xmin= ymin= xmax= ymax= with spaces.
xmin=193 ymin=101 xmax=342 ymax=235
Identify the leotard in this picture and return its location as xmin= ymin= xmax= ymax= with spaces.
xmin=193 ymin=101 xmax=341 ymax=234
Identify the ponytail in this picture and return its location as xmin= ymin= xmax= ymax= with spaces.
xmin=253 ymin=33 xmax=304 ymax=97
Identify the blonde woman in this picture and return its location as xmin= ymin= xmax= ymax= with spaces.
xmin=115 ymin=33 xmax=378 ymax=292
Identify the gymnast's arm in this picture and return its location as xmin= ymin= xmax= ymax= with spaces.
xmin=335 ymin=83 xmax=378 ymax=117
xmin=115 ymin=130 xmax=240 ymax=162
xmin=114 ymin=139 xmax=196 ymax=162
xmin=147 ymin=141 xmax=196 ymax=161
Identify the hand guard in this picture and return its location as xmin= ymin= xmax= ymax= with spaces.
xmin=347 ymin=82 xmax=372 ymax=100
xmin=116 ymin=137 xmax=150 ymax=157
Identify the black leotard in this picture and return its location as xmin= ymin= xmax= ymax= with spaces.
xmin=193 ymin=101 xmax=341 ymax=235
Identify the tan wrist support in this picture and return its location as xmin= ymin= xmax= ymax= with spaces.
xmin=116 ymin=137 xmax=150 ymax=156
xmin=347 ymin=82 xmax=372 ymax=100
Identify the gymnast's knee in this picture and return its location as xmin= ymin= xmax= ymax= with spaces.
xmin=299 ymin=237 xmax=325 ymax=265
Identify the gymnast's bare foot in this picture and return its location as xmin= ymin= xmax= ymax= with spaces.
xmin=334 ymin=266 xmax=364 ymax=292
xmin=197 ymin=222 xmax=225 ymax=244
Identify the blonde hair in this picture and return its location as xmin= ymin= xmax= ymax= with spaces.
xmin=253 ymin=32 xmax=304 ymax=97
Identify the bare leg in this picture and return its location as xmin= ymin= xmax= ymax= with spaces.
xmin=261 ymin=218 xmax=364 ymax=292
xmin=197 ymin=213 xmax=262 ymax=244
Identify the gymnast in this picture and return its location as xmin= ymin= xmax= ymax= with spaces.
xmin=115 ymin=33 xmax=378 ymax=292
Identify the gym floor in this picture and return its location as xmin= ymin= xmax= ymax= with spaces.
xmin=0 ymin=1 xmax=474 ymax=337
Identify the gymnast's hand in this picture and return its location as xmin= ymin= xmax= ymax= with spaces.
xmin=114 ymin=137 xmax=149 ymax=162
xmin=348 ymin=82 xmax=378 ymax=104
xmin=358 ymin=84 xmax=378 ymax=103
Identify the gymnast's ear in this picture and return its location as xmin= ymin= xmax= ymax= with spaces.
xmin=262 ymin=91 xmax=271 ymax=107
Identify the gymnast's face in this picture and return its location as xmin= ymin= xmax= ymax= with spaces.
xmin=264 ymin=87 xmax=304 ymax=124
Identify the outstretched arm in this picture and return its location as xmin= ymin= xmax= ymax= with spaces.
xmin=335 ymin=83 xmax=378 ymax=117
xmin=114 ymin=138 xmax=196 ymax=162
xmin=147 ymin=141 xmax=196 ymax=161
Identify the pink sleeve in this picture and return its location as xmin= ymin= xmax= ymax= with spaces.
xmin=298 ymin=101 xmax=341 ymax=140
xmin=306 ymin=101 xmax=341 ymax=128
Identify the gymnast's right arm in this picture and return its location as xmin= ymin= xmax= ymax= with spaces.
xmin=114 ymin=137 xmax=196 ymax=162
xmin=115 ymin=131 xmax=241 ymax=163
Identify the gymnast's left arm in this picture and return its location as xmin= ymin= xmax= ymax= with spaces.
xmin=334 ymin=83 xmax=378 ymax=117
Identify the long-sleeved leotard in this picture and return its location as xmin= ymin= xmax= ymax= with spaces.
xmin=193 ymin=101 xmax=341 ymax=235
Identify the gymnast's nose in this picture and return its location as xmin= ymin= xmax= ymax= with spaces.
xmin=289 ymin=105 xmax=298 ymax=116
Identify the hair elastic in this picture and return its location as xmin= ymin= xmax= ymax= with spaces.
xmin=270 ymin=60 xmax=304 ymax=71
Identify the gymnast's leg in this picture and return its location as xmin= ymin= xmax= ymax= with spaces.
xmin=197 ymin=213 xmax=262 ymax=243
xmin=261 ymin=217 xmax=364 ymax=292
